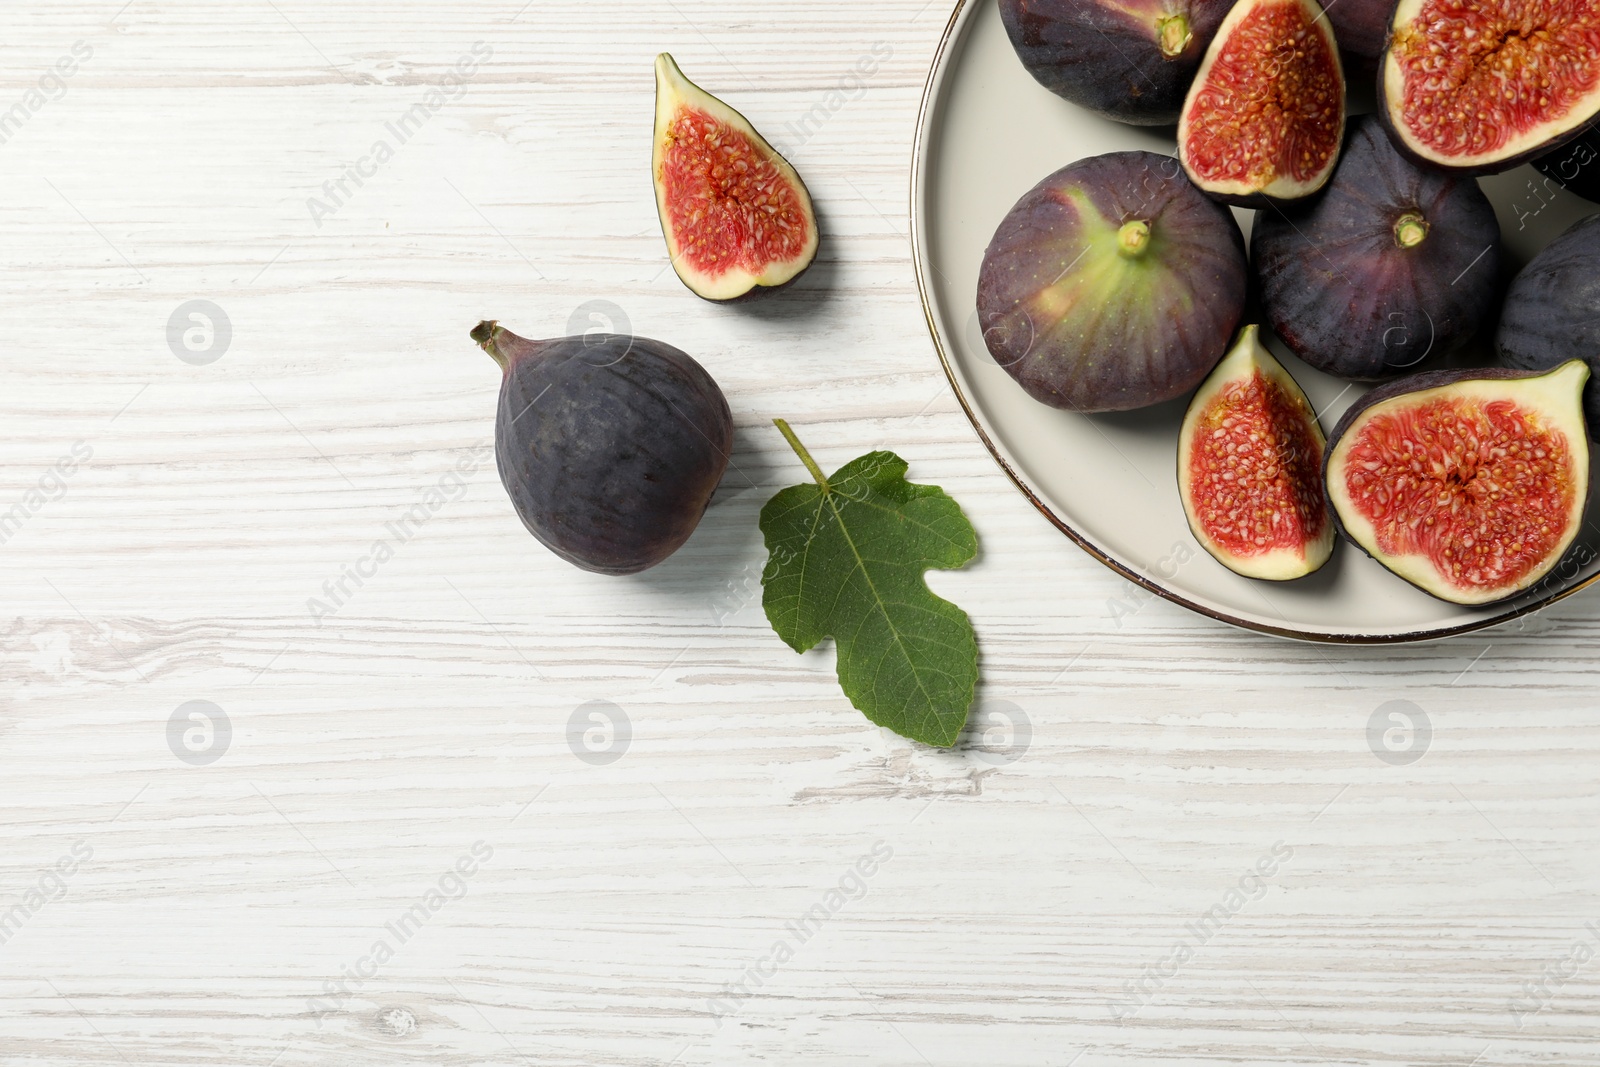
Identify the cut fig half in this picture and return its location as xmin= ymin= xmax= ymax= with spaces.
xmin=1381 ymin=0 xmax=1600 ymax=174
xmin=1178 ymin=0 xmax=1346 ymax=204
xmin=1325 ymin=362 xmax=1592 ymax=606
xmin=1178 ymin=326 xmax=1334 ymax=581
xmin=652 ymin=54 xmax=819 ymax=302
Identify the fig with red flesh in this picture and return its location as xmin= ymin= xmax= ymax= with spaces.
xmin=976 ymin=151 xmax=1248 ymax=412
xmin=1252 ymin=114 xmax=1502 ymax=381
xmin=1179 ymin=326 xmax=1334 ymax=580
xmin=1497 ymin=214 xmax=1600 ymax=438
xmin=1178 ymin=0 xmax=1346 ymax=204
xmin=653 ymin=54 xmax=819 ymax=302
xmin=998 ymin=0 xmax=1238 ymax=125
xmin=1381 ymin=0 xmax=1600 ymax=174
xmin=1322 ymin=0 xmax=1394 ymax=60
xmin=1324 ymin=362 xmax=1592 ymax=605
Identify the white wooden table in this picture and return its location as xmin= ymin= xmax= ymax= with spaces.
xmin=4 ymin=2 xmax=1599 ymax=1063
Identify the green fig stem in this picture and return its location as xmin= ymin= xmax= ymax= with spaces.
xmin=1394 ymin=212 xmax=1430 ymax=249
xmin=472 ymin=320 xmax=509 ymax=372
xmin=1117 ymin=220 xmax=1153 ymax=258
xmin=774 ymin=418 xmax=829 ymax=495
xmin=1156 ymin=14 xmax=1192 ymax=57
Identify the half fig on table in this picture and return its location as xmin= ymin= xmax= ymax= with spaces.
xmin=653 ymin=54 xmax=819 ymax=302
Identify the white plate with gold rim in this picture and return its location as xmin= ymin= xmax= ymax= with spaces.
xmin=910 ymin=0 xmax=1600 ymax=643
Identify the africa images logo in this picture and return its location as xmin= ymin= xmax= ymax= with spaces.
xmin=306 ymin=444 xmax=493 ymax=626
xmin=0 ymin=842 xmax=93 ymax=948
xmin=708 ymin=841 xmax=893 ymax=1026
xmin=308 ymin=841 xmax=493 ymax=1019
xmin=0 ymin=441 xmax=93 ymax=547
xmin=307 ymin=43 xmax=493 ymax=227
xmin=1107 ymin=842 xmax=1293 ymax=1021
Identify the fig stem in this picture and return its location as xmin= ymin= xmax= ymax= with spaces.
xmin=472 ymin=320 xmax=509 ymax=372
xmin=1156 ymin=14 xmax=1192 ymax=57
xmin=774 ymin=418 xmax=829 ymax=494
xmin=1117 ymin=220 xmax=1153 ymax=258
xmin=1394 ymin=213 xmax=1430 ymax=249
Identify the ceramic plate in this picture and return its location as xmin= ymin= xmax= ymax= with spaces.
xmin=910 ymin=0 xmax=1600 ymax=643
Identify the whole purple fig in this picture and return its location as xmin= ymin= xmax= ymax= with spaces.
xmin=976 ymin=151 xmax=1248 ymax=412
xmin=472 ymin=321 xmax=733 ymax=575
xmin=999 ymin=0 xmax=1237 ymax=125
xmin=1253 ymin=115 xmax=1502 ymax=381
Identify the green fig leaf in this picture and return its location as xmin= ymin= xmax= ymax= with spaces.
xmin=759 ymin=420 xmax=979 ymax=748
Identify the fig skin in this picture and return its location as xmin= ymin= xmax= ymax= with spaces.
xmin=998 ymin=0 xmax=1237 ymax=125
xmin=1324 ymin=0 xmax=1394 ymax=59
xmin=1534 ymin=120 xmax=1600 ymax=205
xmin=472 ymin=322 xmax=734 ymax=576
xmin=1378 ymin=0 xmax=1600 ymax=175
xmin=1497 ymin=214 xmax=1600 ymax=439
xmin=976 ymin=151 xmax=1248 ymax=413
xmin=1323 ymin=362 xmax=1592 ymax=605
xmin=1252 ymin=115 xmax=1502 ymax=382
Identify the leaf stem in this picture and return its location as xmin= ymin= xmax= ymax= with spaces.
xmin=773 ymin=419 xmax=829 ymax=494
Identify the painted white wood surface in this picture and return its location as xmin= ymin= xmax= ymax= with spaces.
xmin=2 ymin=2 xmax=1598 ymax=1064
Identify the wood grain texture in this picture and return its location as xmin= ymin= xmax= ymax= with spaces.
xmin=2 ymin=1 xmax=1599 ymax=1064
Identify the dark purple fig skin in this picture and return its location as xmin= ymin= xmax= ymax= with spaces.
xmin=1325 ymin=0 xmax=1393 ymax=59
xmin=1534 ymin=120 xmax=1600 ymax=205
xmin=999 ymin=0 xmax=1237 ymax=125
xmin=1322 ymin=365 xmax=1573 ymax=550
xmin=472 ymin=322 xmax=733 ymax=576
xmin=1497 ymin=214 xmax=1600 ymax=439
xmin=977 ymin=151 xmax=1248 ymax=412
xmin=1253 ymin=115 xmax=1501 ymax=382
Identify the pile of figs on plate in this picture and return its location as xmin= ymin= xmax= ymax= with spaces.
xmin=985 ymin=0 xmax=1600 ymax=607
